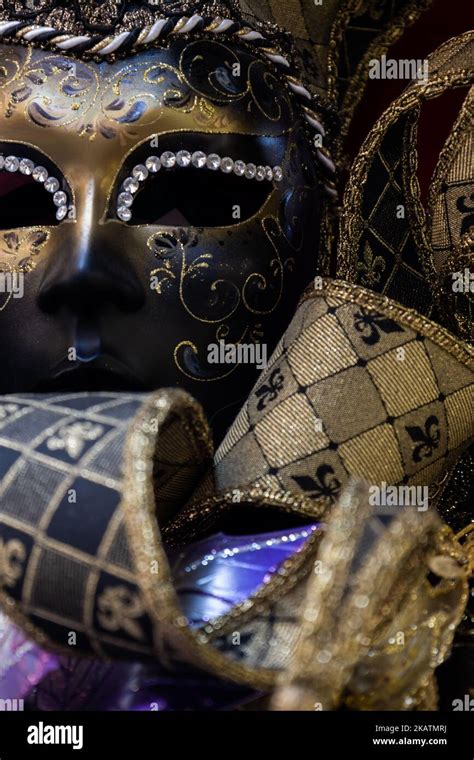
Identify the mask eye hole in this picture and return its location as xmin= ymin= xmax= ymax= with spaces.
xmin=131 ymin=167 xmax=274 ymax=227
xmin=0 ymin=146 xmax=72 ymax=229
xmin=112 ymin=134 xmax=286 ymax=227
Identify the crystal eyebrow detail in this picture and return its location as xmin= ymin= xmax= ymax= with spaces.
xmin=0 ymin=154 xmax=70 ymax=221
xmin=116 ymin=150 xmax=284 ymax=223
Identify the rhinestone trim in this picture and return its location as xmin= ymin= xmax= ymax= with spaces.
xmin=116 ymin=150 xmax=283 ymax=222
xmin=0 ymin=153 xmax=70 ymax=220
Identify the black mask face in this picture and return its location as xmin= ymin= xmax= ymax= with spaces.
xmin=0 ymin=39 xmax=322 ymax=436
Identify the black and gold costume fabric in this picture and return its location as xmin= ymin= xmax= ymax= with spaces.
xmin=0 ymin=392 xmax=212 ymax=663
xmin=334 ymin=30 xmax=474 ymax=551
xmin=271 ymin=481 xmax=470 ymax=711
xmin=0 ymin=389 xmax=470 ymax=705
xmin=338 ymin=31 xmax=473 ymax=327
xmin=0 ymin=3 xmax=472 ymax=710
xmin=429 ymin=84 xmax=473 ymax=343
xmin=0 ymin=274 xmax=472 ymax=679
xmin=186 ymin=280 xmax=473 ymax=528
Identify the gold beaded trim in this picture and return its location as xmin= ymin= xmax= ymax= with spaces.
xmin=302 ymin=279 xmax=474 ymax=368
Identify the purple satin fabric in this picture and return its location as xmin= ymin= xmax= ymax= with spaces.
xmin=0 ymin=525 xmax=318 ymax=711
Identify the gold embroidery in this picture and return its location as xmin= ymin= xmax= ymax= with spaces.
xmin=337 ymin=33 xmax=473 ymax=286
xmin=0 ymin=537 xmax=26 ymax=588
xmin=46 ymin=421 xmax=104 ymax=459
xmin=272 ymin=481 xmax=468 ymax=711
xmin=356 ymin=242 xmax=386 ymax=287
xmin=97 ymin=586 xmax=146 ymax=641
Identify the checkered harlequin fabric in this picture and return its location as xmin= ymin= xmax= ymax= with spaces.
xmin=201 ymin=281 xmax=474 ymax=512
xmin=341 ymin=112 xmax=436 ymax=318
xmin=338 ymin=33 xmax=474 ymax=329
xmin=430 ymin=104 xmax=473 ymax=273
xmin=0 ymin=392 xmax=208 ymax=661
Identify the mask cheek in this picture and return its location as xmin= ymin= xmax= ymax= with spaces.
xmin=143 ymin=218 xmax=300 ymax=385
xmin=0 ymin=227 xmax=52 ymax=311
xmin=279 ymin=185 xmax=320 ymax=252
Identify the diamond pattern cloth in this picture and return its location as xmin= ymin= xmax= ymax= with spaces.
xmin=189 ymin=279 xmax=474 ymax=519
xmin=0 ymin=391 xmax=211 ymax=661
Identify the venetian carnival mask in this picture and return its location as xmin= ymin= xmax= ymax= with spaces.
xmin=0 ymin=0 xmax=471 ymax=717
xmin=0 ymin=35 xmax=327 ymax=433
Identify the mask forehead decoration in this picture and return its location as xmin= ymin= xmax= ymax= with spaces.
xmin=0 ymin=2 xmax=337 ymax=431
xmin=0 ymin=0 xmax=336 ymax=162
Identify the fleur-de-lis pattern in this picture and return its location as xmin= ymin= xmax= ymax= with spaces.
xmin=255 ymin=368 xmax=285 ymax=411
xmin=356 ymin=242 xmax=386 ymax=287
xmin=291 ymin=464 xmax=341 ymax=501
xmin=353 ymin=308 xmax=404 ymax=345
xmin=0 ymin=277 xmax=472 ymax=671
xmin=0 ymin=403 xmax=19 ymax=419
xmin=46 ymin=421 xmax=104 ymax=460
xmin=0 ymin=537 xmax=26 ymax=588
xmin=405 ymin=415 xmax=441 ymax=463
xmin=97 ymin=586 xmax=146 ymax=641
xmin=196 ymin=281 xmax=473 ymax=522
xmin=0 ymin=392 xmax=215 ymax=663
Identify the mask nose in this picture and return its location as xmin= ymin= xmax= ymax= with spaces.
xmin=38 ymin=179 xmax=145 ymax=316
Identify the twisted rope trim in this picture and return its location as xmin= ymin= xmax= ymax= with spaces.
xmin=0 ymin=14 xmax=338 ymax=200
